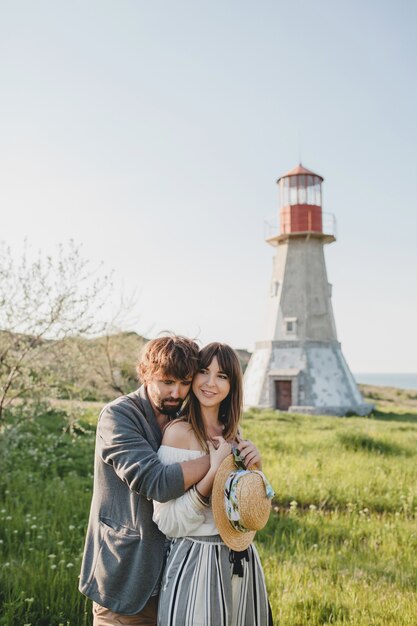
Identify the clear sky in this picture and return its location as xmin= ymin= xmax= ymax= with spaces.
xmin=1 ymin=0 xmax=416 ymax=372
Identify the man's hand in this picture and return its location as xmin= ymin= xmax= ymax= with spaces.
xmin=208 ymin=436 xmax=232 ymax=472
xmin=236 ymin=436 xmax=262 ymax=469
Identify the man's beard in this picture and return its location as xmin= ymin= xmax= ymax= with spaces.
xmin=159 ymin=398 xmax=183 ymax=416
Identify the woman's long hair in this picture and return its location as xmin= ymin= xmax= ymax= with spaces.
xmin=184 ymin=342 xmax=243 ymax=452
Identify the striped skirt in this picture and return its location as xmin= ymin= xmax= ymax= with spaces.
xmin=158 ymin=535 xmax=270 ymax=626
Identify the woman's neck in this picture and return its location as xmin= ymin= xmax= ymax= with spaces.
xmin=201 ymin=406 xmax=224 ymax=438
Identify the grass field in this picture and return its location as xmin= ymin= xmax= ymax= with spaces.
xmin=1 ymin=386 xmax=417 ymax=625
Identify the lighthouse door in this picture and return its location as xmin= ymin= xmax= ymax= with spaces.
xmin=275 ymin=380 xmax=292 ymax=411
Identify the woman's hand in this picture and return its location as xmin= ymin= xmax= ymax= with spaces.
xmin=236 ymin=437 xmax=262 ymax=469
xmin=207 ymin=436 xmax=232 ymax=472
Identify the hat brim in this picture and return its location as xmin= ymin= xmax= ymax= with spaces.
xmin=212 ymin=454 xmax=257 ymax=551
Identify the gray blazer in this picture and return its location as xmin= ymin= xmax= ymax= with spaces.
xmin=79 ymin=385 xmax=185 ymax=614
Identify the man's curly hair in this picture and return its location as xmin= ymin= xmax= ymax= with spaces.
xmin=137 ymin=334 xmax=200 ymax=383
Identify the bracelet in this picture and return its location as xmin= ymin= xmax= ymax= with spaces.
xmin=193 ymin=485 xmax=210 ymax=507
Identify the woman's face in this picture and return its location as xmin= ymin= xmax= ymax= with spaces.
xmin=192 ymin=355 xmax=231 ymax=410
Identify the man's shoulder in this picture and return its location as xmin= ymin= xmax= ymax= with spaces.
xmin=100 ymin=388 xmax=145 ymax=419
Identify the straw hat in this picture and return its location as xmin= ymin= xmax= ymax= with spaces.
xmin=212 ymin=454 xmax=273 ymax=551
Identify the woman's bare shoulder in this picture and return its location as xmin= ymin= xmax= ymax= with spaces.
xmin=162 ymin=419 xmax=199 ymax=449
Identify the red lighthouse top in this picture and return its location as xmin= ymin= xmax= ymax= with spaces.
xmin=277 ymin=163 xmax=324 ymax=183
xmin=265 ymin=163 xmax=335 ymax=245
xmin=278 ymin=163 xmax=323 ymax=213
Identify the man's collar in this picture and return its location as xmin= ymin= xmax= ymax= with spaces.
xmin=138 ymin=384 xmax=157 ymax=421
xmin=136 ymin=384 xmax=165 ymax=440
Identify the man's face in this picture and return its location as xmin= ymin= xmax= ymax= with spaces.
xmin=146 ymin=371 xmax=193 ymax=415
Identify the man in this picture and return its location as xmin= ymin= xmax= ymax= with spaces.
xmin=79 ymin=335 xmax=210 ymax=625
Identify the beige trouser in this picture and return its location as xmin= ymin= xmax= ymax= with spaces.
xmin=92 ymin=597 xmax=158 ymax=626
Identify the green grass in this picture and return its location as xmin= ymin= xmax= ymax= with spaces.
xmin=0 ymin=411 xmax=95 ymax=626
xmin=1 ymin=391 xmax=417 ymax=624
xmin=243 ymin=398 xmax=417 ymax=625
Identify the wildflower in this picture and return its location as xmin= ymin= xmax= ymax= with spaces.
xmin=68 ymin=525 xmax=75 ymax=530
xmin=4 ymin=562 xmax=10 ymax=567
xmin=48 ymin=554 xmax=56 ymax=559
xmin=6 ymin=516 xmax=12 ymax=520
xmin=24 ymin=598 xmax=35 ymax=603
xmin=50 ymin=564 xmax=57 ymax=569
xmin=309 ymin=504 xmax=317 ymax=511
xmin=66 ymin=562 xmax=74 ymax=568
xmin=30 ymin=524 xmax=37 ymax=529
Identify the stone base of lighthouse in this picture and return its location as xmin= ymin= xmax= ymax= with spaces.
xmin=244 ymin=340 xmax=373 ymax=416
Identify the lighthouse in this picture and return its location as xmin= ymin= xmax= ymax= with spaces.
xmin=244 ymin=164 xmax=372 ymax=416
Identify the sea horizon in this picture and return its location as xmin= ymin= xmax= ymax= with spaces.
xmin=354 ymin=372 xmax=417 ymax=391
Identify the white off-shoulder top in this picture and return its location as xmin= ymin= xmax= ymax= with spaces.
xmin=152 ymin=445 xmax=218 ymax=538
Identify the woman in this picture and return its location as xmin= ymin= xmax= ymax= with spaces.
xmin=153 ymin=342 xmax=271 ymax=626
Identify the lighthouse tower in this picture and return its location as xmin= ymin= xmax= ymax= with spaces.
xmin=244 ymin=164 xmax=372 ymax=416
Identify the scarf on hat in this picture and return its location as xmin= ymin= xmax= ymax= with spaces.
xmin=224 ymin=447 xmax=275 ymax=533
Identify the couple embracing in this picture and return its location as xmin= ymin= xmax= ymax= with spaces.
xmin=79 ymin=334 xmax=274 ymax=626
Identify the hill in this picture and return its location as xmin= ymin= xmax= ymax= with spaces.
xmin=63 ymin=334 xmax=252 ymax=401
xmin=16 ymin=332 xmax=252 ymax=402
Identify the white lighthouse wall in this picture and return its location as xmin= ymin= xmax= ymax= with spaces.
xmin=265 ymin=239 xmax=338 ymax=342
xmin=269 ymin=344 xmax=305 ymax=370
xmin=305 ymin=344 xmax=365 ymax=410
xmin=263 ymin=245 xmax=288 ymax=341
